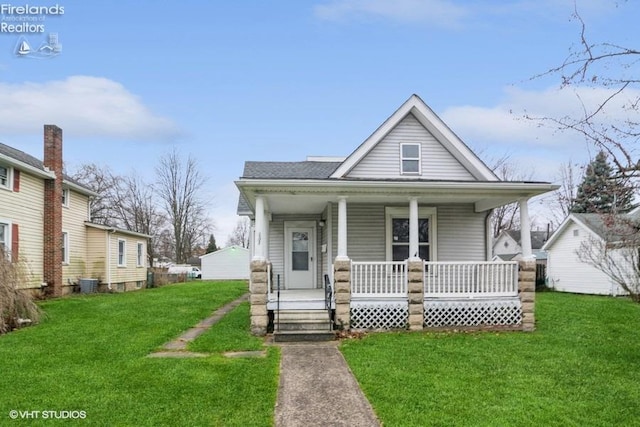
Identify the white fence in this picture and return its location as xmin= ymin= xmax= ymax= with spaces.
xmin=424 ymin=261 xmax=518 ymax=298
xmin=351 ymin=261 xmax=407 ymax=298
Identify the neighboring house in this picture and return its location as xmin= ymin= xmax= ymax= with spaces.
xmin=493 ymin=230 xmax=551 ymax=263
xmin=200 ymin=245 xmax=250 ymax=280
xmin=542 ymin=213 xmax=629 ymax=296
xmin=0 ymin=125 xmax=149 ymax=295
xmin=236 ymin=95 xmax=557 ymax=336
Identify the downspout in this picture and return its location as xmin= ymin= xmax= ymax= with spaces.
xmin=106 ymin=228 xmax=116 ymax=290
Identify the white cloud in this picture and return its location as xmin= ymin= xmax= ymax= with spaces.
xmin=0 ymin=75 xmax=183 ymax=141
xmin=441 ymin=84 xmax=640 ymax=149
xmin=314 ymin=0 xmax=469 ymax=27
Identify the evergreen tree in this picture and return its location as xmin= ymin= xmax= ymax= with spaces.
xmin=571 ymin=151 xmax=635 ymax=214
xmin=205 ymin=234 xmax=218 ymax=254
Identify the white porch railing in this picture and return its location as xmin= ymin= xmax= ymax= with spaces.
xmin=424 ymin=261 xmax=518 ymax=298
xmin=351 ymin=261 xmax=407 ymax=298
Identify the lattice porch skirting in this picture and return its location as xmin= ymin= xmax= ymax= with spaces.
xmin=350 ymin=301 xmax=408 ymax=330
xmin=424 ymin=298 xmax=522 ymax=328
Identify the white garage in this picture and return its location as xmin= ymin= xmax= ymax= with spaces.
xmin=200 ymin=246 xmax=250 ymax=280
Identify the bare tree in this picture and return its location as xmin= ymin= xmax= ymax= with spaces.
xmin=70 ymin=163 xmax=119 ymax=225
xmin=490 ymin=160 xmax=535 ymax=237
xmin=576 ymin=214 xmax=640 ymax=302
xmin=111 ymin=173 xmax=166 ymax=266
xmin=227 ymin=218 xmax=250 ymax=248
xmin=532 ymin=4 xmax=640 ymax=178
xmin=544 ymin=160 xmax=580 ymax=226
xmin=155 ymin=149 xmax=211 ymax=263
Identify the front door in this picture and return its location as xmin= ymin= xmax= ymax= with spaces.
xmin=285 ymin=223 xmax=315 ymax=289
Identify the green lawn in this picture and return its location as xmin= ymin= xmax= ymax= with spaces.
xmin=0 ymin=281 xmax=279 ymax=426
xmin=341 ymin=292 xmax=640 ymax=426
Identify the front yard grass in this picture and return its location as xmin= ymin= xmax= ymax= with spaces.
xmin=0 ymin=281 xmax=279 ymax=426
xmin=340 ymin=292 xmax=640 ymax=426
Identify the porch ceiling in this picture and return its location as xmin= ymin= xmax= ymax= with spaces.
xmin=236 ymin=179 xmax=558 ymax=215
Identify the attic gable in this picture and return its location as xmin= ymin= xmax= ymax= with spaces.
xmin=331 ymin=95 xmax=497 ymax=181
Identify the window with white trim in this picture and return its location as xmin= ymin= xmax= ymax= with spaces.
xmin=62 ymin=188 xmax=69 ymax=207
xmin=62 ymin=232 xmax=69 ymax=264
xmin=0 ymin=221 xmax=10 ymax=257
xmin=400 ymin=143 xmax=421 ymax=175
xmin=386 ymin=207 xmax=437 ymax=261
xmin=136 ymin=242 xmax=144 ymax=267
xmin=118 ymin=239 xmax=126 ymax=267
xmin=0 ymin=165 xmax=11 ymax=189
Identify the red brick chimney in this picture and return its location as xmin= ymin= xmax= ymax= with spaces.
xmin=43 ymin=125 xmax=63 ymax=297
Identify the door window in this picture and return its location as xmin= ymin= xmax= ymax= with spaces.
xmin=291 ymin=231 xmax=309 ymax=271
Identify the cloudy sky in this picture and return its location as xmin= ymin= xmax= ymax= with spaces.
xmin=0 ymin=0 xmax=637 ymax=242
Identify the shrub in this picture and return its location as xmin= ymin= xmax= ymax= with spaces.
xmin=0 ymin=247 xmax=41 ymax=334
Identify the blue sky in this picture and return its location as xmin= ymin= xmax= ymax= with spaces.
xmin=0 ymin=0 xmax=638 ymax=242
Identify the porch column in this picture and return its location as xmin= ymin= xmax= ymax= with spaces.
xmin=250 ymin=259 xmax=269 ymax=336
xmin=336 ymin=196 xmax=348 ymax=261
xmin=408 ymin=260 xmax=424 ymax=331
xmin=334 ymin=259 xmax=351 ymax=330
xmin=254 ymin=196 xmax=266 ymax=261
xmin=518 ymin=259 xmax=536 ymax=332
xmin=409 ymin=197 xmax=419 ymax=261
xmin=518 ymin=198 xmax=533 ymax=259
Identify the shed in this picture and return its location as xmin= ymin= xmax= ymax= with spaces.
xmin=200 ymin=246 xmax=250 ymax=280
xmin=541 ymin=213 xmax=628 ymax=296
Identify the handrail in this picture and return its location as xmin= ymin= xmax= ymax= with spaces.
xmin=324 ymin=274 xmax=333 ymax=331
xmin=276 ymin=274 xmax=281 ymax=332
xmin=424 ymin=261 xmax=518 ymax=297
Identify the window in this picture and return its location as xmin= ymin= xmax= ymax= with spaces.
xmin=573 ymin=229 xmax=580 ymax=237
xmin=0 ymin=221 xmax=9 ymax=257
xmin=386 ymin=207 xmax=437 ymax=261
xmin=62 ymin=188 xmax=69 ymax=207
xmin=400 ymin=143 xmax=421 ymax=175
xmin=0 ymin=165 xmax=11 ymax=189
xmin=136 ymin=242 xmax=144 ymax=267
xmin=61 ymin=232 xmax=69 ymax=264
xmin=118 ymin=239 xmax=126 ymax=267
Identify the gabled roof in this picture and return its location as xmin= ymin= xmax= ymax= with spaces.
xmin=503 ymin=230 xmax=551 ymax=250
xmin=200 ymin=245 xmax=250 ymax=259
xmin=330 ymin=94 xmax=498 ymax=181
xmin=85 ymin=222 xmax=152 ymax=239
xmin=541 ymin=213 xmax=638 ymax=251
xmin=0 ymin=141 xmax=96 ymax=196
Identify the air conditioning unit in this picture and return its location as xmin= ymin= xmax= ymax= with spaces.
xmin=79 ymin=278 xmax=99 ymax=294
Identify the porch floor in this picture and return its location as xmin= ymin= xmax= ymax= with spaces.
xmin=268 ymin=289 xmax=331 ymax=310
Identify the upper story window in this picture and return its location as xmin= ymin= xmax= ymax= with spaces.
xmin=0 ymin=165 xmax=10 ymax=189
xmin=62 ymin=188 xmax=69 ymax=207
xmin=400 ymin=143 xmax=421 ymax=175
xmin=62 ymin=232 xmax=69 ymax=264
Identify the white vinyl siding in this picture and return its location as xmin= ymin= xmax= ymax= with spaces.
xmin=546 ymin=222 xmax=625 ymax=295
xmin=346 ymin=114 xmax=475 ymax=180
xmin=200 ymin=246 xmax=250 ymax=280
xmin=62 ymin=190 xmax=90 ymax=284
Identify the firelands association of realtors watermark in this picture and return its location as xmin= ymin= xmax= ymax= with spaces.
xmin=0 ymin=3 xmax=64 ymax=58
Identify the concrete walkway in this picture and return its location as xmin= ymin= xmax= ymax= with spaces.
xmin=274 ymin=342 xmax=380 ymax=427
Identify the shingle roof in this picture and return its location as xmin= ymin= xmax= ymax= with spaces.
xmin=242 ymin=161 xmax=342 ymax=179
xmin=0 ymin=141 xmax=92 ymax=192
xmin=505 ymin=230 xmax=550 ymax=250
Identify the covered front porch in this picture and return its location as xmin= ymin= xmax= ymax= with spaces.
xmin=241 ymin=180 xmax=546 ymax=334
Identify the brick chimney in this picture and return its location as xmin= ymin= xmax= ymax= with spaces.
xmin=43 ymin=125 xmax=63 ymax=297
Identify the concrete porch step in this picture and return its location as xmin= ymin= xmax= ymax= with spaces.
xmin=273 ymin=330 xmax=336 ymax=342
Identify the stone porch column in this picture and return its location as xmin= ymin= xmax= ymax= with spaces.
xmin=250 ymin=259 xmax=269 ymax=336
xmin=333 ymin=259 xmax=351 ymax=330
xmin=407 ymin=260 xmax=424 ymax=331
xmin=518 ymin=259 xmax=536 ymax=332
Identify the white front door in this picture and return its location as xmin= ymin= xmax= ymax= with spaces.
xmin=285 ymin=223 xmax=316 ymax=289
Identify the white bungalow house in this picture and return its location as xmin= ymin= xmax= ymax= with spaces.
xmin=542 ymin=213 xmax=631 ymax=296
xmin=236 ymin=95 xmax=557 ymax=338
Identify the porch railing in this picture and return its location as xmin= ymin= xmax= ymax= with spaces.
xmin=424 ymin=261 xmax=518 ymax=298
xmin=351 ymin=261 xmax=407 ymax=298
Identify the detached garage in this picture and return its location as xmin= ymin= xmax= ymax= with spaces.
xmin=200 ymin=246 xmax=250 ymax=280
xmin=542 ymin=213 xmax=628 ymax=296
